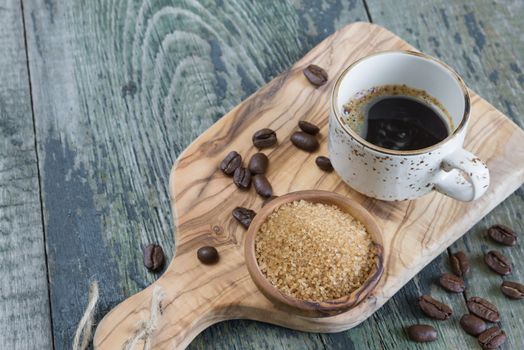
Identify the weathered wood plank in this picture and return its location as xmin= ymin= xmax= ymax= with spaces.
xmin=22 ymin=0 xmax=523 ymax=348
xmin=23 ymin=0 xmax=367 ymax=348
xmin=93 ymin=22 xmax=524 ymax=348
xmin=190 ymin=2 xmax=370 ymax=348
xmin=0 ymin=0 xmax=52 ymax=348
xmin=320 ymin=0 xmax=524 ymax=348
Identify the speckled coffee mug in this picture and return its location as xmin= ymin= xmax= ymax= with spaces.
xmin=329 ymin=51 xmax=489 ymax=201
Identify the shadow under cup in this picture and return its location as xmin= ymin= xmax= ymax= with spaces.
xmin=333 ymin=51 xmax=470 ymax=152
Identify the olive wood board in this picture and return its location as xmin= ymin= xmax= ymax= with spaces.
xmin=94 ymin=22 xmax=524 ymax=349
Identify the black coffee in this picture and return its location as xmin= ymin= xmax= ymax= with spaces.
xmin=343 ymin=85 xmax=451 ymax=151
xmin=364 ymin=97 xmax=449 ymax=150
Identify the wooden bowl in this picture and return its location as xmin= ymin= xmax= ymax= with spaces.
xmin=244 ymin=190 xmax=384 ymax=317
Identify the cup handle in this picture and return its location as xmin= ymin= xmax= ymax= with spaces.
xmin=432 ymin=148 xmax=490 ymax=201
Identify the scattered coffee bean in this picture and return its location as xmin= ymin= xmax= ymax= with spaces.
xmin=488 ymin=224 xmax=517 ymax=246
xmin=459 ymin=314 xmax=487 ymax=336
xmin=450 ymin=250 xmax=470 ymax=277
xmin=303 ymin=64 xmax=328 ymax=86
xmin=478 ymin=327 xmax=506 ymax=349
xmin=252 ymin=128 xmax=277 ymax=149
xmin=467 ymin=297 xmax=500 ymax=322
xmin=484 ymin=250 xmax=512 ymax=275
xmin=439 ymin=273 xmax=465 ymax=293
xmin=253 ymin=174 xmax=273 ymax=198
xmin=233 ymin=166 xmax=251 ymax=190
xmin=248 ymin=153 xmax=269 ymax=174
xmin=298 ymin=120 xmax=320 ymax=135
xmin=143 ymin=244 xmax=165 ymax=272
xmin=315 ymin=156 xmax=333 ymax=172
xmin=406 ymin=324 xmax=437 ymax=343
xmin=219 ymin=151 xmax=242 ymax=176
xmin=501 ymin=280 xmax=524 ymax=299
xmin=262 ymin=195 xmax=278 ymax=207
xmin=291 ymin=131 xmax=319 ymax=152
xmin=418 ymin=295 xmax=452 ymax=320
xmin=232 ymin=207 xmax=256 ymax=229
xmin=197 ymin=246 xmax=219 ymax=265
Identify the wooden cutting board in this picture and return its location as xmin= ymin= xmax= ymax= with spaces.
xmin=93 ymin=22 xmax=524 ymax=349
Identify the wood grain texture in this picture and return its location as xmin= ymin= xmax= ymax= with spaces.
xmin=22 ymin=1 xmax=367 ymax=348
xmin=0 ymin=1 xmax=52 ymax=348
xmin=93 ymin=23 xmax=524 ymax=349
xmin=17 ymin=0 xmax=524 ymax=348
xmin=358 ymin=1 xmax=524 ymax=348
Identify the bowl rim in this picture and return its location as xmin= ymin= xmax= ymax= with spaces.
xmin=244 ymin=190 xmax=384 ymax=317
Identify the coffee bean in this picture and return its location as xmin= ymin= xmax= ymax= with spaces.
xmin=501 ymin=280 xmax=524 ymax=299
xmin=467 ymin=297 xmax=500 ymax=322
xmin=248 ymin=153 xmax=269 ymax=174
xmin=478 ymin=327 xmax=506 ymax=349
xmin=298 ymin=120 xmax=320 ymax=135
xmin=262 ymin=195 xmax=278 ymax=207
xmin=459 ymin=314 xmax=487 ymax=336
xmin=291 ymin=131 xmax=319 ymax=152
xmin=488 ymin=224 xmax=517 ymax=246
xmin=450 ymin=250 xmax=470 ymax=277
xmin=484 ymin=250 xmax=512 ymax=275
xmin=143 ymin=244 xmax=165 ymax=272
xmin=232 ymin=207 xmax=256 ymax=229
xmin=315 ymin=156 xmax=333 ymax=172
xmin=233 ymin=167 xmax=251 ymax=190
xmin=253 ymin=174 xmax=273 ymax=198
xmin=219 ymin=151 xmax=242 ymax=176
xmin=418 ymin=295 xmax=452 ymax=320
xmin=406 ymin=324 xmax=437 ymax=343
xmin=252 ymin=128 xmax=277 ymax=149
xmin=303 ymin=64 xmax=328 ymax=86
xmin=197 ymin=246 xmax=219 ymax=265
xmin=439 ymin=273 xmax=465 ymax=293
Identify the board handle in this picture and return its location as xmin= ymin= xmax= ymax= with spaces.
xmin=93 ymin=257 xmax=225 ymax=350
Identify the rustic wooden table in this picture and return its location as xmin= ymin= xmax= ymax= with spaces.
xmin=1 ymin=0 xmax=522 ymax=349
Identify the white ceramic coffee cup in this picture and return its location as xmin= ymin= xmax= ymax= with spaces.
xmin=328 ymin=51 xmax=489 ymax=201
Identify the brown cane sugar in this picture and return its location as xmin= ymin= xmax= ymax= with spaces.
xmin=255 ymin=200 xmax=377 ymax=302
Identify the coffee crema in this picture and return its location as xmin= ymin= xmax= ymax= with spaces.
xmin=343 ymin=85 xmax=453 ymax=151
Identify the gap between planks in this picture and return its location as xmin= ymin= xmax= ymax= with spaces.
xmin=18 ymin=0 xmax=56 ymax=349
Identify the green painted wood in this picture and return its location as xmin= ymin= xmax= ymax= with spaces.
xmin=18 ymin=0 xmax=523 ymax=348
xmin=319 ymin=0 xmax=524 ymax=349
xmin=0 ymin=0 xmax=52 ymax=348
xmin=22 ymin=0 xmax=367 ymax=349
